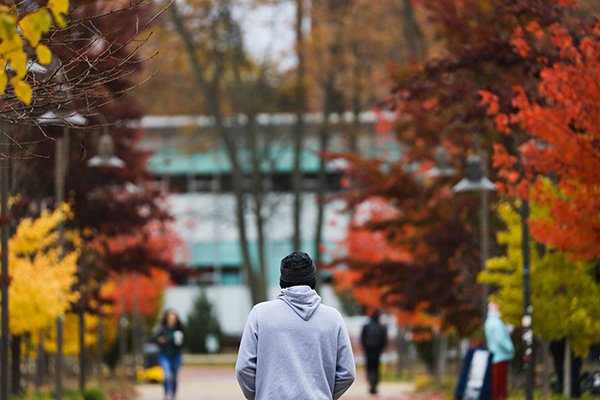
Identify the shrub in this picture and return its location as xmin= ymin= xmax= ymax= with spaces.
xmin=82 ymin=388 xmax=106 ymax=400
xmin=186 ymin=291 xmax=222 ymax=353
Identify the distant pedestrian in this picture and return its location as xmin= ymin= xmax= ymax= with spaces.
xmin=550 ymin=339 xmax=582 ymax=397
xmin=455 ymin=334 xmax=493 ymax=400
xmin=236 ymin=251 xmax=356 ymax=399
xmin=153 ymin=309 xmax=186 ymax=400
xmin=484 ymin=303 xmax=514 ymax=400
xmin=360 ymin=309 xmax=388 ymax=394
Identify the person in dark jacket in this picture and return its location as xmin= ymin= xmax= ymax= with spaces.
xmin=360 ymin=309 xmax=388 ymax=394
xmin=455 ymin=336 xmax=493 ymax=400
xmin=153 ymin=309 xmax=186 ymax=400
xmin=550 ymin=339 xmax=582 ymax=397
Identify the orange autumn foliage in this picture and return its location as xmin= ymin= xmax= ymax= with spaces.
xmin=394 ymin=304 xmax=442 ymax=333
xmin=105 ymin=268 xmax=170 ymax=317
xmin=333 ymin=198 xmax=440 ymax=328
xmin=97 ymin=225 xmax=177 ymax=318
xmin=482 ymin=21 xmax=600 ymax=260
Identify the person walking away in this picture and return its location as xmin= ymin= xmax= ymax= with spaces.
xmin=153 ymin=309 xmax=186 ymax=400
xmin=484 ymin=303 xmax=514 ymax=400
xmin=236 ymin=251 xmax=356 ymax=400
xmin=360 ymin=310 xmax=388 ymax=394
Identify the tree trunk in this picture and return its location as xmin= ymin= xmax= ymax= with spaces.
xmin=314 ymin=73 xmax=336 ymax=291
xmin=400 ymin=0 xmax=428 ymax=61
xmin=231 ymin=158 xmax=263 ymax=303
xmin=11 ymin=335 xmax=21 ymax=395
xmin=314 ymin=126 xmax=329 ymax=293
xmin=563 ymin=338 xmax=572 ymax=397
xmin=540 ymin=340 xmax=551 ymax=398
xmin=170 ymin=2 xmax=267 ymax=304
xmin=97 ymin=316 xmax=104 ymax=388
xmin=435 ymin=334 xmax=448 ymax=382
xmin=248 ymin=117 xmax=268 ymax=302
xmin=395 ymin=328 xmax=409 ymax=378
xmin=35 ymin=330 xmax=45 ymax=389
xmin=350 ymin=41 xmax=362 ymax=154
xmin=79 ymin=311 xmax=86 ymax=391
xmin=292 ymin=0 xmax=307 ymax=251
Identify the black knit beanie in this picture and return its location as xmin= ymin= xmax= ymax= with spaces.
xmin=280 ymin=251 xmax=316 ymax=289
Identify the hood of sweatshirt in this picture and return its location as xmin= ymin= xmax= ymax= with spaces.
xmin=277 ymin=285 xmax=322 ymax=321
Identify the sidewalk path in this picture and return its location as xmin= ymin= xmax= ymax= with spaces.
xmin=136 ymin=366 xmax=416 ymax=400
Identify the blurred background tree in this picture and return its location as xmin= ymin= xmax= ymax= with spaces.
xmin=186 ymin=291 xmax=222 ymax=354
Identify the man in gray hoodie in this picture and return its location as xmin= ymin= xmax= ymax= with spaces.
xmin=236 ymin=251 xmax=356 ymax=400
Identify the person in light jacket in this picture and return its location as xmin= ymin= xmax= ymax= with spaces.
xmin=484 ymin=303 xmax=515 ymax=400
xmin=236 ymin=251 xmax=356 ymax=400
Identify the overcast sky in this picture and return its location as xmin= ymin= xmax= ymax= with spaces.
xmin=236 ymin=1 xmax=297 ymax=70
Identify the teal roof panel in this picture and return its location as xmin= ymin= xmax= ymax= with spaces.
xmin=189 ymin=240 xmax=333 ymax=286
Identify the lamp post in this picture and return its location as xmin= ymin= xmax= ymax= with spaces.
xmin=38 ymin=110 xmax=87 ymax=400
xmin=423 ymin=145 xmax=457 ymax=381
xmin=0 ymin=124 xmax=10 ymax=400
xmin=520 ymin=198 xmax=533 ymax=400
xmin=513 ymin=145 xmax=536 ymax=400
xmin=452 ymin=154 xmax=496 ymax=317
xmin=86 ymin=129 xmax=126 ymax=382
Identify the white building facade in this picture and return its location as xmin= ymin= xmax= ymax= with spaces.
xmin=139 ymin=112 xmax=400 ymax=337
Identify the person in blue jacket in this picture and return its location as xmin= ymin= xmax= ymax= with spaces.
xmin=484 ymin=303 xmax=515 ymax=400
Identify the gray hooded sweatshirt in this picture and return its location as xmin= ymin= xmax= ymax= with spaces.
xmin=236 ymin=286 xmax=356 ymax=400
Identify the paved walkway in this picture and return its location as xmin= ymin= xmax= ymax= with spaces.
xmin=136 ymin=366 xmax=415 ymax=400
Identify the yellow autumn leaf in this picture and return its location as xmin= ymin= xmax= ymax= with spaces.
xmin=48 ymin=0 xmax=69 ymax=28
xmin=0 ymin=3 xmax=68 ymax=104
xmin=0 ymin=34 xmax=22 ymax=59
xmin=0 ymin=71 xmax=6 ymax=95
xmin=11 ymin=77 xmax=31 ymax=104
xmin=6 ymin=205 xmax=80 ymax=336
xmin=8 ymin=48 xmax=27 ymax=78
xmin=11 ymin=78 xmax=32 ymax=105
xmin=481 ymin=201 xmax=600 ymax=357
xmin=36 ymin=44 xmax=52 ymax=65
xmin=11 ymin=208 xmax=63 ymax=255
xmin=0 ymin=12 xmax=16 ymax=41
xmin=19 ymin=9 xmax=52 ymax=47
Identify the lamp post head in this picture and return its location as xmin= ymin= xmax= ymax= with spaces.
xmin=87 ymin=133 xmax=125 ymax=168
xmin=38 ymin=110 xmax=87 ymax=126
xmin=465 ymin=154 xmax=484 ymax=181
xmin=425 ymin=145 xmax=457 ymax=178
xmin=453 ymin=153 xmax=496 ymax=193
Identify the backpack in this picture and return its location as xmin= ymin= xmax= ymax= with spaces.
xmin=363 ymin=322 xmax=385 ymax=349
